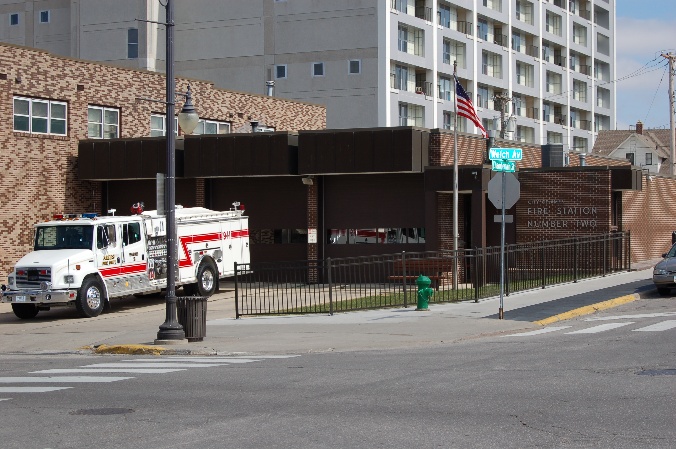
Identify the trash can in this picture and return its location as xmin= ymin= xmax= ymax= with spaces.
xmin=177 ymin=296 xmax=208 ymax=342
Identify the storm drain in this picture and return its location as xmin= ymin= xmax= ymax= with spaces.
xmin=636 ymin=369 xmax=676 ymax=376
xmin=70 ymin=408 xmax=134 ymax=416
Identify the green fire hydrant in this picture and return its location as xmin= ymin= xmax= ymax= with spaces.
xmin=415 ymin=274 xmax=434 ymax=311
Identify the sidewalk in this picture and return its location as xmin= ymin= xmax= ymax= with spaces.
xmin=0 ymin=262 xmax=659 ymax=356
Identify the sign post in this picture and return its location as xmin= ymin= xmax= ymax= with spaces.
xmin=488 ymin=148 xmax=522 ymax=319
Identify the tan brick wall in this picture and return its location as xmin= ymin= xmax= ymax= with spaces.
xmin=0 ymin=43 xmax=326 ymax=278
xmin=622 ymin=175 xmax=676 ymax=263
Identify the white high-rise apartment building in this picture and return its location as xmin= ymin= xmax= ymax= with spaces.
xmin=0 ymin=0 xmax=615 ymax=150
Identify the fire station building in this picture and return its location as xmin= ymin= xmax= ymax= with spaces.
xmin=1 ymin=43 xmax=675 ymax=280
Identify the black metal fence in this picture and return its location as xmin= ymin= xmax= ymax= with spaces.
xmin=234 ymin=232 xmax=630 ymax=318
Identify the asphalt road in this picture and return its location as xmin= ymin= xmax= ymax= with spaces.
xmin=0 ymin=296 xmax=673 ymax=449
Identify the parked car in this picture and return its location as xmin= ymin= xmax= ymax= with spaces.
xmin=652 ymin=243 xmax=676 ymax=295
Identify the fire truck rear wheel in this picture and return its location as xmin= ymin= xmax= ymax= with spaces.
xmin=11 ymin=303 xmax=39 ymax=319
xmin=76 ymin=277 xmax=106 ymax=318
xmin=196 ymin=261 xmax=217 ymax=297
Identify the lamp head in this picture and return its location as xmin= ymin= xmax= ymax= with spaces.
xmin=178 ymin=85 xmax=199 ymax=135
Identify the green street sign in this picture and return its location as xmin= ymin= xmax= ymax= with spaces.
xmin=489 ymin=147 xmax=522 ymax=161
xmin=492 ymin=160 xmax=516 ymax=172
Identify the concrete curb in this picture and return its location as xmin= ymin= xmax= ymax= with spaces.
xmin=533 ymin=293 xmax=639 ymax=326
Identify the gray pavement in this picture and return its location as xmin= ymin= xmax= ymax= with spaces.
xmin=0 ymin=259 xmax=663 ymax=356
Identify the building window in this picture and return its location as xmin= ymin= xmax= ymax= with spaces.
xmin=438 ymin=76 xmax=452 ymax=101
xmin=150 ymin=114 xmax=178 ymax=137
xmin=481 ymin=50 xmax=502 ymax=78
xmin=625 ymin=153 xmax=635 ymax=165
xmin=275 ymin=64 xmax=287 ymax=79
xmin=398 ymin=102 xmax=424 ymax=127
xmin=392 ymin=0 xmax=407 ymax=14
xmin=9 ymin=13 xmax=19 ymax=26
xmin=438 ymin=4 xmax=451 ymax=28
xmin=13 ymin=96 xmax=67 ymax=135
xmin=573 ymin=137 xmax=588 ymax=152
xmin=88 ymin=106 xmax=119 ymax=139
xmin=39 ymin=10 xmax=50 ymax=23
xmin=127 ymin=28 xmax=139 ymax=59
xmin=193 ymin=119 xmax=231 ymax=135
xmin=326 ymin=228 xmax=426 ymax=245
xmin=312 ymin=62 xmax=324 ymax=77
xmin=646 ymin=153 xmax=653 ymax=165
xmin=391 ymin=64 xmax=410 ymax=91
xmin=348 ymin=59 xmax=361 ymax=74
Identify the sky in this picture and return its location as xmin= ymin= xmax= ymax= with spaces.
xmin=615 ymin=0 xmax=676 ymax=130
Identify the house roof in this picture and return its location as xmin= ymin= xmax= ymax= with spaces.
xmin=592 ymin=128 xmax=672 ymax=174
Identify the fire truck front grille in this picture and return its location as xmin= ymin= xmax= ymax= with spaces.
xmin=16 ymin=268 xmax=52 ymax=289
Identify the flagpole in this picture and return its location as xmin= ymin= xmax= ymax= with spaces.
xmin=452 ymin=61 xmax=459 ymax=291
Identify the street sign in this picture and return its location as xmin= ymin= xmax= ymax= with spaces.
xmin=488 ymin=172 xmax=520 ymax=209
xmin=491 ymin=160 xmax=516 ymax=172
xmin=489 ymin=147 xmax=522 ymax=161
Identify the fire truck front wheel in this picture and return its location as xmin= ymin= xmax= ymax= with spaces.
xmin=196 ymin=261 xmax=218 ymax=297
xmin=76 ymin=277 xmax=106 ymax=318
xmin=11 ymin=303 xmax=39 ymax=319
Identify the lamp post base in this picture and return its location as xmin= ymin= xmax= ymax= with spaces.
xmin=156 ymin=324 xmax=185 ymax=342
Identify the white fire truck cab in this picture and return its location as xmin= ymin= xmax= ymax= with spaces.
xmin=1 ymin=203 xmax=249 ymax=319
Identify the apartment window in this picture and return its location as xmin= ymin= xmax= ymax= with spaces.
xmin=443 ymin=111 xmax=466 ymax=132
xmin=13 ymin=96 xmax=66 ymax=135
xmin=9 ymin=13 xmax=19 ymax=26
xmin=275 ymin=64 xmax=287 ymax=79
xmin=515 ymin=61 xmax=534 ymax=87
xmin=478 ymin=18 xmax=488 ymax=41
xmin=597 ymin=33 xmax=610 ymax=56
xmin=515 ymin=0 xmax=533 ymax=25
xmin=348 ymin=60 xmax=361 ymax=75
xmin=438 ymin=76 xmax=452 ymax=101
xmin=477 ymin=85 xmax=489 ymax=109
xmin=193 ymin=119 xmax=230 ymax=135
xmin=398 ymin=25 xmax=408 ymax=52
xmin=312 ymin=62 xmax=324 ymax=77
xmin=646 ymin=153 xmax=653 ymax=165
xmin=398 ymin=102 xmax=424 ymax=127
xmin=127 ymin=28 xmax=139 ymax=59
xmin=625 ymin=153 xmax=635 ymax=165
xmin=573 ymin=137 xmax=588 ymax=152
xmin=545 ymin=11 xmax=562 ymax=36
xmin=547 ymin=131 xmax=563 ymax=144
xmin=438 ymin=4 xmax=451 ymax=28
xmin=392 ymin=0 xmax=407 ymax=14
xmin=573 ymin=80 xmax=587 ymax=102
xmin=573 ymin=23 xmax=587 ymax=47
xmin=482 ymin=50 xmax=502 ymax=78
xmin=150 ymin=114 xmax=178 ymax=137
xmin=482 ymin=0 xmax=502 ymax=12
xmin=512 ymin=31 xmax=522 ymax=52
xmin=39 ymin=10 xmax=49 ymax=23
xmin=88 ymin=106 xmax=119 ymax=139
xmin=516 ymin=125 xmax=535 ymax=143
xmin=392 ymin=64 xmax=409 ymax=91
xmin=546 ymin=71 xmax=562 ymax=94
xmin=543 ymin=102 xmax=552 ymax=122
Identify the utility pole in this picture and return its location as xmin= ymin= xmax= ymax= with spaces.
xmin=492 ymin=93 xmax=512 ymax=139
xmin=661 ymin=53 xmax=676 ymax=176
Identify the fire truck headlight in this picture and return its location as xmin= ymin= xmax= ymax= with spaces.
xmin=1 ymin=284 xmax=6 ymax=292
xmin=39 ymin=281 xmax=52 ymax=291
xmin=64 ymin=275 xmax=75 ymax=284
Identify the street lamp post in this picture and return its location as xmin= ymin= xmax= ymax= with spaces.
xmin=156 ymin=0 xmax=199 ymax=342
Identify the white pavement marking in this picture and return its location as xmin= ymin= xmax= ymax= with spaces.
xmin=632 ymin=320 xmax=676 ymax=332
xmin=0 ymin=387 xmax=71 ymax=393
xmin=82 ymin=363 xmax=230 ymax=368
xmin=501 ymin=326 xmax=571 ymax=337
xmin=585 ymin=312 xmax=676 ymax=321
xmin=0 ymin=377 xmax=132 ymax=383
xmin=0 ymin=398 xmax=10 ymax=401
xmin=565 ymin=322 xmax=634 ymax=334
xmin=122 ymin=358 xmax=260 ymax=364
xmin=33 ymin=368 xmax=186 ymax=374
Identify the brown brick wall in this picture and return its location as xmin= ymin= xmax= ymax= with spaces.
xmin=622 ymin=175 xmax=676 ymax=263
xmin=516 ymin=171 xmax=612 ymax=242
xmin=0 ymin=43 xmax=326 ymax=278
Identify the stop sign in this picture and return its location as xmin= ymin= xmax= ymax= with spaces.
xmin=488 ymin=172 xmax=520 ymax=209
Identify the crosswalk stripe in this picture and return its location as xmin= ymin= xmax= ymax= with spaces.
xmin=121 ymin=358 xmax=260 ymax=364
xmin=565 ymin=322 xmax=634 ymax=334
xmin=0 ymin=377 xmax=132 ymax=383
xmin=585 ymin=312 xmax=676 ymax=321
xmin=33 ymin=369 xmax=186 ymax=374
xmin=0 ymin=398 xmax=10 ymax=401
xmin=632 ymin=320 xmax=676 ymax=332
xmin=0 ymin=387 xmax=71 ymax=393
xmin=502 ymin=326 xmax=571 ymax=337
xmin=82 ymin=363 xmax=229 ymax=368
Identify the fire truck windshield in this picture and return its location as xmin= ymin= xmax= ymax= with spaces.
xmin=34 ymin=225 xmax=94 ymax=251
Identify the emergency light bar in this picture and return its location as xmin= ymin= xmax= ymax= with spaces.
xmin=51 ymin=213 xmax=99 ymax=220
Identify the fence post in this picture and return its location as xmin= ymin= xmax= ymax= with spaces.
xmin=473 ymin=248 xmax=479 ymax=302
xmin=603 ymin=234 xmax=608 ymax=276
xmin=573 ymin=238 xmax=578 ymax=283
xmin=402 ymin=251 xmax=408 ymax=308
xmin=505 ymin=244 xmax=510 ymax=296
xmin=327 ymin=257 xmax=333 ymax=316
xmin=234 ymin=261 xmax=240 ymax=319
xmin=541 ymin=241 xmax=546 ymax=289
xmin=627 ymin=230 xmax=632 ymax=272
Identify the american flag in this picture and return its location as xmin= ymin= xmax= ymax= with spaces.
xmin=455 ymin=76 xmax=487 ymax=138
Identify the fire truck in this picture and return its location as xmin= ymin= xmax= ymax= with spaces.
xmin=0 ymin=203 xmax=249 ymax=319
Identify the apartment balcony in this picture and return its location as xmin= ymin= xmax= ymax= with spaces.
xmin=493 ymin=33 xmax=509 ymax=48
xmin=415 ymin=5 xmax=432 ymax=22
xmin=554 ymin=55 xmax=566 ymax=68
xmin=554 ymin=114 xmax=567 ymax=126
xmin=526 ymin=107 xmax=539 ymax=120
xmin=455 ymin=21 xmax=473 ymax=35
xmin=572 ymin=119 xmax=592 ymax=131
xmin=416 ymin=81 xmax=434 ymax=97
xmin=577 ymin=64 xmax=591 ymax=76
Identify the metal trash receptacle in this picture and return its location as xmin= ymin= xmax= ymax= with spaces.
xmin=177 ymin=296 xmax=207 ymax=342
